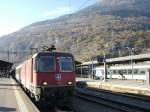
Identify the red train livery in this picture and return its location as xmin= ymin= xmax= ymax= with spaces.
xmin=15 ymin=51 xmax=75 ymax=108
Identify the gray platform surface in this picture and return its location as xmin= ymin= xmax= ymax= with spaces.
xmin=76 ymin=77 xmax=150 ymax=97
xmin=0 ymin=77 xmax=39 ymax=112
xmin=76 ymin=77 xmax=149 ymax=88
xmin=0 ymin=78 xmax=19 ymax=112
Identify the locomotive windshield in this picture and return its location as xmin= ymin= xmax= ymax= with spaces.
xmin=37 ymin=56 xmax=55 ymax=72
xmin=60 ymin=57 xmax=74 ymax=72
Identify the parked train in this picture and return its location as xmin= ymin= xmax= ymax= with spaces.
xmin=15 ymin=51 xmax=75 ymax=108
xmin=95 ymin=63 xmax=150 ymax=80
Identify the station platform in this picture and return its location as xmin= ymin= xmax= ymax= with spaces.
xmin=0 ymin=77 xmax=39 ymax=112
xmin=76 ymin=77 xmax=150 ymax=97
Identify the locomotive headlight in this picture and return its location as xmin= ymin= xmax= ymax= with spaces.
xmin=67 ymin=81 xmax=73 ymax=85
xmin=43 ymin=82 xmax=48 ymax=85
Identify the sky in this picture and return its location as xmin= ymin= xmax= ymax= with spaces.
xmin=0 ymin=0 xmax=98 ymax=37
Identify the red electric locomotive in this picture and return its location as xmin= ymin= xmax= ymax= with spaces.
xmin=15 ymin=48 xmax=75 ymax=108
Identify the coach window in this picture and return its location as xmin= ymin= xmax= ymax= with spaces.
xmin=140 ymin=70 xmax=146 ymax=74
xmin=118 ymin=70 xmax=122 ymax=74
xmin=60 ymin=57 xmax=74 ymax=72
xmin=128 ymin=69 xmax=132 ymax=74
xmin=113 ymin=70 xmax=117 ymax=74
xmin=107 ymin=70 xmax=112 ymax=75
xmin=38 ymin=56 xmax=55 ymax=72
xmin=122 ymin=70 xmax=127 ymax=74
xmin=134 ymin=69 xmax=138 ymax=74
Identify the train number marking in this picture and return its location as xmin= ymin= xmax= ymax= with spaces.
xmin=55 ymin=74 xmax=61 ymax=81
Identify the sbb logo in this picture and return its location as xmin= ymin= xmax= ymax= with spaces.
xmin=55 ymin=74 xmax=61 ymax=81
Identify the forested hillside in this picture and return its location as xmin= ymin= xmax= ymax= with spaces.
xmin=0 ymin=0 xmax=150 ymax=62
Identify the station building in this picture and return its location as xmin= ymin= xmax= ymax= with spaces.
xmin=76 ymin=53 xmax=150 ymax=83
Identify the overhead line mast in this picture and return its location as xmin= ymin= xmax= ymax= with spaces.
xmin=0 ymin=51 xmax=32 ymax=55
xmin=0 ymin=50 xmax=32 ymax=63
xmin=78 ymin=0 xmax=91 ymax=11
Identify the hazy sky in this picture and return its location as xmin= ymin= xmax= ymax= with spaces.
xmin=0 ymin=0 xmax=98 ymax=37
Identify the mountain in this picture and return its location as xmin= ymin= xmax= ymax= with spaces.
xmin=0 ymin=0 xmax=150 ymax=62
xmin=100 ymin=0 xmax=150 ymax=17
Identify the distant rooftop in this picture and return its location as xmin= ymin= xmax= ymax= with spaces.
xmin=106 ymin=53 xmax=150 ymax=64
xmin=0 ymin=60 xmax=13 ymax=70
xmin=81 ymin=60 xmax=98 ymax=66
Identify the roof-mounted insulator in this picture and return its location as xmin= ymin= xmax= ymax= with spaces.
xmin=42 ymin=45 xmax=56 ymax=52
xmin=47 ymin=45 xmax=56 ymax=52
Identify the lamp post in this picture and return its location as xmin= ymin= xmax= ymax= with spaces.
xmin=91 ymin=57 xmax=94 ymax=79
xmin=127 ymin=47 xmax=134 ymax=80
xmin=91 ymin=47 xmax=95 ymax=79
xmin=80 ymin=66 xmax=83 ymax=78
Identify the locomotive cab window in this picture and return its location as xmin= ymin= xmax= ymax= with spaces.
xmin=37 ymin=56 xmax=55 ymax=72
xmin=60 ymin=57 xmax=74 ymax=72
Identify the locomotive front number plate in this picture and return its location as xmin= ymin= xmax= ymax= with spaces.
xmin=55 ymin=74 xmax=61 ymax=81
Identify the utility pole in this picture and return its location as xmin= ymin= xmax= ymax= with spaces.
xmin=7 ymin=51 xmax=9 ymax=62
xmin=103 ymin=53 xmax=106 ymax=82
xmin=91 ymin=46 xmax=95 ymax=79
xmin=103 ymin=42 xmax=108 ymax=82
xmin=131 ymin=48 xmax=134 ymax=79
xmin=8 ymin=46 xmax=10 ymax=62
xmin=91 ymin=57 xmax=94 ymax=79
xmin=127 ymin=47 xmax=134 ymax=80
xmin=30 ymin=48 xmax=38 ymax=56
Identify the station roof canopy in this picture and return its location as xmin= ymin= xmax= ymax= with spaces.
xmin=106 ymin=53 xmax=150 ymax=64
xmin=80 ymin=61 xmax=98 ymax=66
xmin=78 ymin=53 xmax=150 ymax=66
xmin=0 ymin=60 xmax=13 ymax=70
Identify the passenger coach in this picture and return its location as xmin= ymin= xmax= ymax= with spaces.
xmin=95 ymin=64 xmax=150 ymax=80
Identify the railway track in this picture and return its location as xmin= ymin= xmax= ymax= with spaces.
xmin=29 ymin=95 xmax=74 ymax=112
xmin=37 ymin=105 xmax=74 ymax=112
xmin=87 ymin=87 xmax=150 ymax=103
xmin=15 ymin=79 xmax=74 ymax=112
xmin=76 ymin=87 xmax=150 ymax=112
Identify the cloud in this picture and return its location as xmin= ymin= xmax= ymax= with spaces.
xmin=42 ymin=6 xmax=72 ymax=18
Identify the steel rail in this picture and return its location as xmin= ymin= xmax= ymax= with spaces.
xmin=87 ymin=87 xmax=150 ymax=102
xmin=76 ymin=88 xmax=149 ymax=112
